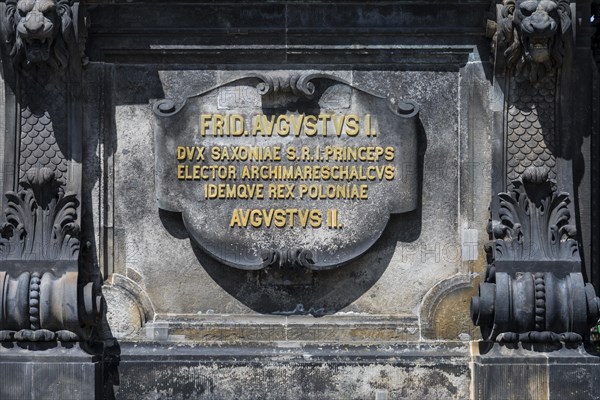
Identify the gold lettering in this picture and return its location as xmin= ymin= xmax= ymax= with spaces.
xmin=230 ymin=209 xmax=242 ymax=227
xmin=177 ymin=146 xmax=186 ymax=161
xmin=200 ymin=114 xmax=212 ymax=136
xmin=385 ymin=146 xmax=395 ymax=161
xmin=345 ymin=115 xmax=360 ymax=136
xmin=309 ymin=209 xmax=322 ymax=228
xmin=318 ymin=114 xmax=331 ymax=136
xmin=304 ymin=115 xmax=317 ymax=136
xmin=332 ymin=114 xmax=345 ymax=137
xmin=291 ymin=115 xmax=304 ymax=136
xmin=252 ymin=115 xmax=264 ymax=136
xmin=213 ymin=114 xmax=225 ymax=136
xmin=273 ymin=209 xmax=286 ymax=228
xmin=231 ymin=114 xmax=245 ymax=136
xmin=277 ymin=115 xmax=290 ymax=136
xmin=286 ymin=147 xmax=297 ymax=161
xmin=262 ymin=115 xmax=276 ymax=137
xmin=250 ymin=210 xmax=263 ymax=228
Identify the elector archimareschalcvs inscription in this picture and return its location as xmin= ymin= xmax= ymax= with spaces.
xmin=154 ymin=72 xmax=420 ymax=270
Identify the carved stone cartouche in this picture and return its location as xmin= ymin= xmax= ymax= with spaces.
xmin=154 ymin=71 xmax=420 ymax=271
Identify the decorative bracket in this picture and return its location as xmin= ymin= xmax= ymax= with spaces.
xmin=472 ymin=167 xmax=600 ymax=343
xmin=471 ymin=1 xmax=599 ymax=344
xmin=0 ymin=1 xmax=101 ymax=342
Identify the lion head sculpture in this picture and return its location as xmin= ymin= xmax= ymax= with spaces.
xmin=2 ymin=0 xmax=74 ymax=68
xmin=497 ymin=0 xmax=572 ymax=82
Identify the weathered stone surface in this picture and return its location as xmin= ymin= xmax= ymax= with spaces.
xmin=110 ymin=342 xmax=470 ymax=400
xmin=103 ymin=285 xmax=144 ymax=340
xmin=85 ymin=1 xmax=491 ymax=65
xmin=473 ymin=343 xmax=600 ymax=400
xmin=0 ymin=343 xmax=101 ymax=400
xmin=106 ymin=66 xmax=479 ymax=321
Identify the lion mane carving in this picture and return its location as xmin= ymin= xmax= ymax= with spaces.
xmin=2 ymin=0 xmax=74 ymax=68
xmin=496 ymin=0 xmax=572 ymax=81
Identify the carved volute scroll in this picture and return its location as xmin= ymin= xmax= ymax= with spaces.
xmin=472 ymin=167 xmax=600 ymax=343
xmin=471 ymin=1 xmax=600 ymax=343
xmin=0 ymin=0 xmax=101 ymax=342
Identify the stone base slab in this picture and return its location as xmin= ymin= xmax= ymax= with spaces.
xmin=0 ymin=343 xmax=101 ymax=400
xmin=107 ymin=341 xmax=471 ymax=400
xmin=472 ymin=343 xmax=600 ymax=400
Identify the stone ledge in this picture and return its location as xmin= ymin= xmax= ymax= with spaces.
xmin=106 ymin=341 xmax=471 ymax=400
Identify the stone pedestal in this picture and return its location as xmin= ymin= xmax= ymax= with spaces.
xmin=0 ymin=343 xmax=101 ymax=400
xmin=472 ymin=343 xmax=600 ymax=400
